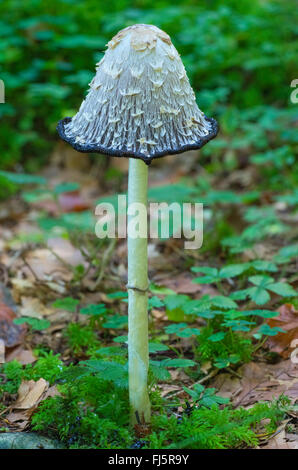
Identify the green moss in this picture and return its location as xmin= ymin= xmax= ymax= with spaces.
xmin=195 ymin=325 xmax=253 ymax=367
xmin=65 ymin=323 xmax=100 ymax=355
xmin=0 ymin=360 xmax=23 ymax=396
xmin=149 ymin=396 xmax=290 ymax=449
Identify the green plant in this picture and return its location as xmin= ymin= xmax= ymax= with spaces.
xmin=1 ymin=354 xmax=292 ymax=449
xmin=183 ymin=384 xmax=230 ymax=408
xmin=231 ymin=275 xmax=297 ymax=305
xmin=52 ymin=297 xmax=80 ymax=312
xmin=165 ymin=323 xmax=200 ymax=338
xmin=31 ymin=377 xmax=132 ymax=448
xmin=13 ymin=316 xmax=50 ymax=331
xmin=65 ymin=323 xmax=100 ymax=355
xmin=149 ymin=396 xmax=291 ymax=449
xmin=195 ymin=325 xmax=253 ymax=369
xmin=0 ymin=360 xmax=23 ymax=396
xmin=80 ymin=303 xmax=109 ymax=328
xmin=24 ymin=351 xmax=64 ymax=385
xmin=192 ymin=260 xmax=278 ymax=285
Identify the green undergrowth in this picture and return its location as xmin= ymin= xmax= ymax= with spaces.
xmin=0 ymin=353 xmax=293 ymax=449
xmin=0 ymin=0 xmax=296 ymax=169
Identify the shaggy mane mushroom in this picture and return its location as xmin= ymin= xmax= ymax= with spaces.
xmin=57 ymin=24 xmax=218 ymax=425
xmin=57 ymin=24 xmax=217 ymax=165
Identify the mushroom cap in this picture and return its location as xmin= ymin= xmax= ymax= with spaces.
xmin=57 ymin=24 xmax=218 ymax=164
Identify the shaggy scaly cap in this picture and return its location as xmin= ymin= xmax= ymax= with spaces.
xmin=57 ymin=24 xmax=218 ymax=164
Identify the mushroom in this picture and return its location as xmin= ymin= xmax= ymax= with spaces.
xmin=57 ymin=24 xmax=218 ymax=424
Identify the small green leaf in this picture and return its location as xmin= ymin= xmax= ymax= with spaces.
xmin=245 ymin=310 xmax=279 ymax=318
xmin=214 ymin=358 xmax=230 ymax=369
xmin=149 ymin=296 xmax=164 ymax=308
xmin=249 ymin=275 xmax=273 ymax=287
xmin=178 ymin=327 xmax=201 ymax=338
xmin=211 ymin=296 xmax=238 ymax=310
xmin=149 ymin=342 xmax=169 ymax=353
xmin=192 ymin=275 xmax=218 ymax=284
xmin=14 ymin=317 xmax=50 ymax=331
xmin=219 ymin=264 xmax=248 ymax=278
xmin=0 ymin=170 xmax=46 ymax=185
xmin=191 ymin=267 xmax=218 ymax=276
xmin=247 ymin=286 xmax=270 ymax=305
xmin=164 ymin=295 xmax=190 ymax=311
xmin=80 ymin=304 xmax=107 ymax=316
xmin=165 ymin=323 xmax=200 ymax=338
xmin=254 ymin=324 xmax=286 ymax=339
xmin=208 ymin=332 xmax=226 ymax=342
xmin=267 ymin=282 xmax=296 ymax=297
xmin=102 ymin=315 xmax=128 ymax=329
xmin=113 ymin=335 xmax=128 ymax=343
xmin=165 ymin=323 xmax=188 ymax=334
xmin=250 ymin=260 xmax=277 ymax=272
xmin=149 ymin=361 xmax=171 ymax=381
xmin=161 ymin=358 xmax=196 ymax=368
xmin=52 ymin=297 xmax=80 ymax=312
xmin=54 ymin=182 xmax=80 ymax=194
xmin=274 ymin=244 xmax=298 ymax=264
xmin=149 ymin=283 xmax=175 ymax=295
xmin=81 ymin=360 xmax=128 ymax=388
xmin=96 ymin=346 xmax=125 ymax=357
xmin=223 ymin=319 xmax=255 ymax=331
xmin=229 ymin=354 xmax=241 ymax=364
xmin=107 ymin=291 xmax=128 ymax=299
xmin=230 ymin=289 xmax=250 ymax=301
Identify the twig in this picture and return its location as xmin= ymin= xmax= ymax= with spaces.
xmin=164 ymin=369 xmax=219 ymax=398
xmin=226 ymin=367 xmax=242 ymax=379
xmin=92 ymin=239 xmax=117 ymax=289
xmin=47 ymin=247 xmax=73 ymax=270
xmin=20 ymin=254 xmax=40 ymax=282
xmin=192 ymin=368 xmax=219 ymax=386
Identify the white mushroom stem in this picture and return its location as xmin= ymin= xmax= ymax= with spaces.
xmin=127 ymin=157 xmax=151 ymax=424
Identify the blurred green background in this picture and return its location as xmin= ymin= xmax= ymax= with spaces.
xmin=0 ymin=0 xmax=297 ymax=175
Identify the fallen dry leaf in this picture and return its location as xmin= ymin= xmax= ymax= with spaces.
xmin=0 ymin=338 xmax=4 ymax=363
xmin=58 ymin=190 xmax=90 ymax=213
xmin=14 ymin=379 xmax=48 ymax=410
xmin=261 ymin=427 xmax=298 ymax=449
xmin=212 ymin=360 xmax=298 ymax=407
xmin=159 ymin=384 xmax=181 ymax=397
xmin=0 ymin=301 xmax=26 ymax=348
xmin=4 ymin=378 xmax=51 ymax=431
xmin=210 ymin=373 xmax=243 ymax=401
xmin=4 ymin=409 xmax=33 ymax=431
xmin=153 ymin=272 xmax=219 ymax=295
xmin=5 ymin=345 xmax=36 ymax=365
xmin=19 ymin=296 xmax=54 ymax=319
xmin=0 ymin=302 xmax=15 ymax=322
xmin=42 ymin=385 xmax=60 ymax=400
xmin=200 ymin=361 xmax=212 ymax=375
xmin=169 ymin=368 xmax=189 ymax=382
xmin=11 ymin=278 xmax=36 ymax=303
xmin=266 ymin=303 xmax=298 ymax=359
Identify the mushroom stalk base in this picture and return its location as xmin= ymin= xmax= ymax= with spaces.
xmin=127 ymin=158 xmax=151 ymax=424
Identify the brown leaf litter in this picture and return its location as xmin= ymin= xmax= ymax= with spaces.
xmin=266 ymin=303 xmax=298 ymax=359
xmin=2 ymin=379 xmax=60 ymax=431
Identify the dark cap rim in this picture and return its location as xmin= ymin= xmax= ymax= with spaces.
xmin=57 ymin=116 xmax=218 ymax=165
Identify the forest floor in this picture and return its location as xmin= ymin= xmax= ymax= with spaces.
xmin=0 ymin=146 xmax=297 ymax=449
